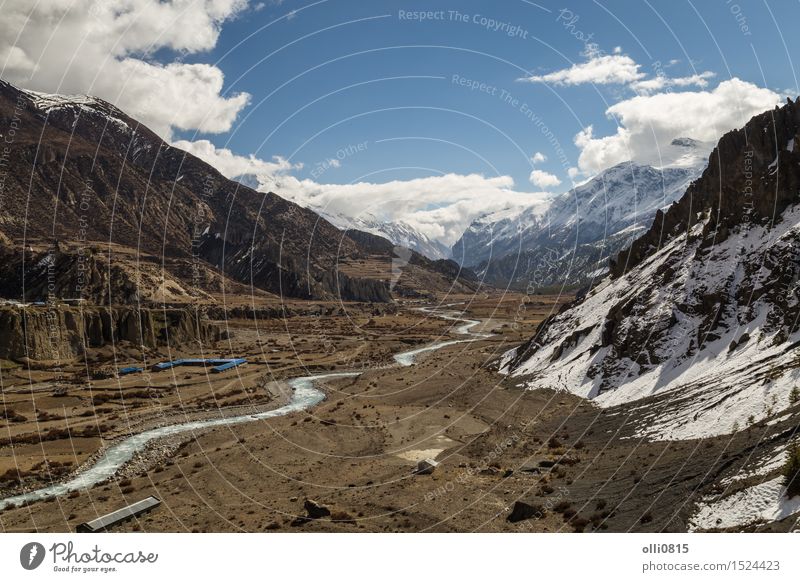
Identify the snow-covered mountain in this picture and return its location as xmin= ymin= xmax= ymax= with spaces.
xmin=453 ymin=157 xmax=704 ymax=288
xmin=229 ymin=175 xmax=452 ymax=261
xmin=502 ymin=98 xmax=800 ymax=441
xmin=317 ymin=211 xmax=451 ymax=260
xmin=500 ymin=99 xmax=800 ymax=530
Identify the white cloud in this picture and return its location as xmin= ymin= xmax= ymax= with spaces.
xmin=0 ymin=0 xmax=250 ymax=139
xmin=522 ymin=53 xmax=645 ymax=86
xmin=173 ymin=138 xmax=301 ymax=177
xmin=574 ymin=78 xmax=781 ymax=174
xmin=521 ymin=45 xmax=715 ymax=97
xmin=530 ymin=152 xmax=547 ymax=164
xmin=265 ymin=173 xmax=551 ymax=246
xmin=172 ymin=139 xmax=551 ymax=247
xmin=529 ymin=169 xmax=561 ymax=189
xmin=631 ymin=71 xmax=716 ymax=94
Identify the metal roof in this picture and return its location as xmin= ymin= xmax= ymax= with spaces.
xmin=76 ymin=496 xmax=161 ymax=533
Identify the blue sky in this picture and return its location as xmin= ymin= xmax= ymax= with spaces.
xmin=180 ymin=0 xmax=798 ymax=189
xmin=2 ymin=0 xmax=798 ymax=245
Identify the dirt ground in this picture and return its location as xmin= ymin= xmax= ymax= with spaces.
xmin=2 ymin=292 xmax=796 ymax=533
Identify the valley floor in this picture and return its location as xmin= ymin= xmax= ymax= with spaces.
xmin=1 ymin=293 xmax=798 ymax=532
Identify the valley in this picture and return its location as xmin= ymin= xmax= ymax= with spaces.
xmin=2 ymin=291 xmax=797 ymax=533
xmin=1 ymin=80 xmax=799 ymax=535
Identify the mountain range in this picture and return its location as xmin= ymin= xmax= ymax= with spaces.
xmin=316 ymin=211 xmax=451 ymax=261
xmin=0 ymin=80 xmax=475 ymax=305
xmin=453 ymin=157 xmax=704 ymax=290
xmin=501 ymin=97 xmax=800 ymax=442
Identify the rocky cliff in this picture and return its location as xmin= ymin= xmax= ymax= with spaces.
xmin=0 ymin=306 xmax=221 ymax=361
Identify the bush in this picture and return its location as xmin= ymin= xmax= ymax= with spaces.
xmin=553 ymin=501 xmax=572 ymax=513
xmin=330 ymin=511 xmax=356 ymax=524
xmin=571 ymin=516 xmax=590 ymax=532
xmin=0 ymin=407 xmax=27 ymax=423
xmin=782 ymin=444 xmax=800 ymax=498
xmin=790 ymin=386 xmax=800 ymax=405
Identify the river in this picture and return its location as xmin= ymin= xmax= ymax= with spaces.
xmin=0 ymin=305 xmax=488 ymax=510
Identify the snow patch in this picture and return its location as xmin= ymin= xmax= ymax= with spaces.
xmin=689 ymin=477 xmax=800 ymax=531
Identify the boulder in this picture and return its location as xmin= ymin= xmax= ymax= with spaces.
xmin=507 ymin=501 xmax=546 ymax=523
xmin=304 ymin=498 xmax=331 ymax=519
xmin=415 ymin=458 xmax=439 ymax=475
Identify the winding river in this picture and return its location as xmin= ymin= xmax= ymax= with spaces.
xmin=0 ymin=306 xmax=488 ymax=510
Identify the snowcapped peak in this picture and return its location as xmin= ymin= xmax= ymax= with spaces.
xmin=22 ymin=88 xmax=104 ymax=112
xmin=20 ymin=87 xmax=133 ymax=134
xmin=313 ymin=209 xmax=450 ymax=260
xmin=452 ymin=159 xmax=704 ymax=284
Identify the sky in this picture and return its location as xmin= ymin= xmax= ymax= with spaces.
xmin=1 ymin=0 xmax=798 ymax=247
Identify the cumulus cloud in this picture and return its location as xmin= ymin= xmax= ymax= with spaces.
xmin=631 ymin=71 xmax=716 ymax=94
xmin=521 ymin=44 xmax=715 ymax=96
xmin=173 ymin=139 xmax=550 ymax=246
xmin=0 ymin=0 xmax=250 ymax=139
xmin=529 ymin=169 xmax=561 ymax=189
xmin=523 ymin=52 xmax=645 ymax=86
xmin=531 ymin=152 xmax=547 ymax=164
xmin=574 ymin=78 xmax=781 ymax=175
xmin=265 ymin=173 xmax=551 ymax=246
xmin=173 ymin=138 xmax=301 ymax=177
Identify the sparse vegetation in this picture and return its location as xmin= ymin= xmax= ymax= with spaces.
xmin=782 ymin=444 xmax=800 ymax=498
xmin=0 ymin=407 xmax=28 ymax=423
xmin=790 ymin=386 xmax=800 ymax=405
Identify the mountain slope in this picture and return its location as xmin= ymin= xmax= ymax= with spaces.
xmin=317 ymin=211 xmax=451 ymax=261
xmin=453 ymin=160 xmax=703 ymax=288
xmin=0 ymin=80 xmax=468 ymax=303
xmin=501 ymin=98 xmax=800 ymax=442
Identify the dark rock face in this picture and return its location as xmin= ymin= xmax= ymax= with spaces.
xmin=323 ymin=271 xmax=393 ymax=303
xmin=303 ymin=499 xmax=331 ymax=519
xmin=0 ymin=306 xmax=220 ymax=360
xmin=611 ymin=98 xmax=800 ymax=278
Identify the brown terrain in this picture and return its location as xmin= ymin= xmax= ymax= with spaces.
xmin=2 ymin=290 xmax=796 ymax=533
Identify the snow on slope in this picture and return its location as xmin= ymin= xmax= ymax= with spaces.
xmin=502 ymin=202 xmax=800 ymax=440
xmin=453 ymin=160 xmax=703 ymax=287
xmin=16 ymin=85 xmax=161 ymax=165
xmin=501 ymin=96 xmax=800 ymax=442
xmin=689 ymin=477 xmax=800 ymax=531
xmin=319 ymin=211 xmax=451 ymax=260
xmin=22 ymin=88 xmax=133 ymax=133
